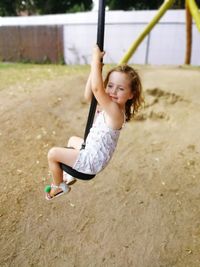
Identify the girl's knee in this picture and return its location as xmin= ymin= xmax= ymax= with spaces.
xmin=47 ymin=147 xmax=58 ymax=161
xmin=67 ymin=136 xmax=83 ymax=149
xmin=67 ymin=136 xmax=77 ymax=147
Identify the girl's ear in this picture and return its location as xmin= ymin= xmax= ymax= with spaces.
xmin=128 ymin=92 xmax=134 ymax=100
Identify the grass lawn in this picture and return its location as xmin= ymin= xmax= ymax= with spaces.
xmin=0 ymin=62 xmax=90 ymax=92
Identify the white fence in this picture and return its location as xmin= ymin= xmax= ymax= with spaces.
xmin=1 ymin=10 xmax=200 ymax=65
xmin=63 ymin=10 xmax=200 ymax=65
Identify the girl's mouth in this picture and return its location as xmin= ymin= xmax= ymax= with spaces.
xmin=110 ymin=95 xmax=117 ymax=100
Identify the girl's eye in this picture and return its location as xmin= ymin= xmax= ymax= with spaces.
xmin=119 ymin=87 xmax=124 ymax=91
xmin=108 ymin=84 xmax=113 ymax=88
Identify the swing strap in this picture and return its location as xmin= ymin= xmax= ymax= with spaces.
xmin=82 ymin=0 xmax=106 ymax=147
xmin=60 ymin=0 xmax=106 ymax=180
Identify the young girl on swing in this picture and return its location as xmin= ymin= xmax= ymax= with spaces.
xmin=45 ymin=45 xmax=143 ymax=200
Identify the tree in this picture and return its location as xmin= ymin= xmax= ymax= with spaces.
xmin=33 ymin=0 xmax=93 ymax=15
xmin=0 ymin=0 xmax=18 ymax=16
xmin=0 ymin=0 xmax=93 ymax=16
xmin=1 ymin=0 xmax=199 ymax=16
xmin=106 ymin=0 xmax=138 ymax=10
xmin=106 ymin=0 xmax=200 ymax=10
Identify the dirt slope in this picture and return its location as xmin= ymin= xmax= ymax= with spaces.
xmin=0 ymin=65 xmax=200 ymax=267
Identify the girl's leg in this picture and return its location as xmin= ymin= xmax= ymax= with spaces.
xmin=67 ymin=136 xmax=84 ymax=150
xmin=47 ymin=147 xmax=79 ymax=196
xmin=63 ymin=136 xmax=84 ymax=184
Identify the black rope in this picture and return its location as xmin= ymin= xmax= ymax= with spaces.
xmin=82 ymin=0 xmax=106 ymax=148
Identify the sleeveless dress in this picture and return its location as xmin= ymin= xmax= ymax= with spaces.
xmin=73 ymin=111 xmax=124 ymax=174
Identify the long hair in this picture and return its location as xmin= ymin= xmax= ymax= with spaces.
xmin=104 ymin=65 xmax=143 ymax=121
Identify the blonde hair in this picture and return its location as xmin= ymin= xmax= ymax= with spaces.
xmin=104 ymin=65 xmax=143 ymax=121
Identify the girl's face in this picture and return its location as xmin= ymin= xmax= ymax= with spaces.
xmin=105 ymin=71 xmax=133 ymax=107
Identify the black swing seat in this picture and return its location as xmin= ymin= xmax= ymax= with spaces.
xmin=60 ymin=147 xmax=96 ymax=180
xmin=60 ymin=163 xmax=96 ymax=180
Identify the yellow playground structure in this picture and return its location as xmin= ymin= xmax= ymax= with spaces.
xmin=119 ymin=0 xmax=200 ymax=65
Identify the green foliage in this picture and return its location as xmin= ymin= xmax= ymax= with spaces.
xmin=1 ymin=0 xmax=200 ymax=16
xmin=106 ymin=0 xmax=200 ymax=10
xmin=33 ymin=0 xmax=93 ymax=15
xmin=0 ymin=0 xmax=18 ymax=16
xmin=0 ymin=0 xmax=93 ymax=16
xmin=106 ymin=0 xmax=136 ymax=10
xmin=105 ymin=0 xmax=164 ymax=11
xmin=68 ymin=3 xmax=87 ymax=13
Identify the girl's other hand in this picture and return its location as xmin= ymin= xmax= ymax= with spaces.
xmin=92 ymin=45 xmax=105 ymax=64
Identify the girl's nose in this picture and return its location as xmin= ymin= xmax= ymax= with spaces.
xmin=111 ymin=87 xmax=117 ymax=94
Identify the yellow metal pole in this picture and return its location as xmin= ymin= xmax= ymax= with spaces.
xmin=187 ymin=0 xmax=200 ymax=32
xmin=119 ymin=0 xmax=175 ymax=64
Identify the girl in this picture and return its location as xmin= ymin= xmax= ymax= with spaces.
xmin=45 ymin=45 xmax=143 ymax=200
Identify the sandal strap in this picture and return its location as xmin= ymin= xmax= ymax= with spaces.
xmin=51 ymin=182 xmax=68 ymax=192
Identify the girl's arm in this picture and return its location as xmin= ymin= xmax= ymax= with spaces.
xmin=90 ymin=46 xmax=113 ymax=111
xmin=90 ymin=45 xmax=106 ymax=101
xmin=90 ymin=45 xmax=123 ymax=128
xmin=84 ymin=72 xmax=93 ymax=103
xmin=84 ymin=59 xmax=104 ymax=103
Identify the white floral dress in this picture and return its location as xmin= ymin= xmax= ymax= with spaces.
xmin=73 ymin=111 xmax=124 ymax=174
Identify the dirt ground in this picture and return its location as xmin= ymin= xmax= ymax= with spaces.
xmin=0 ymin=64 xmax=200 ymax=267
